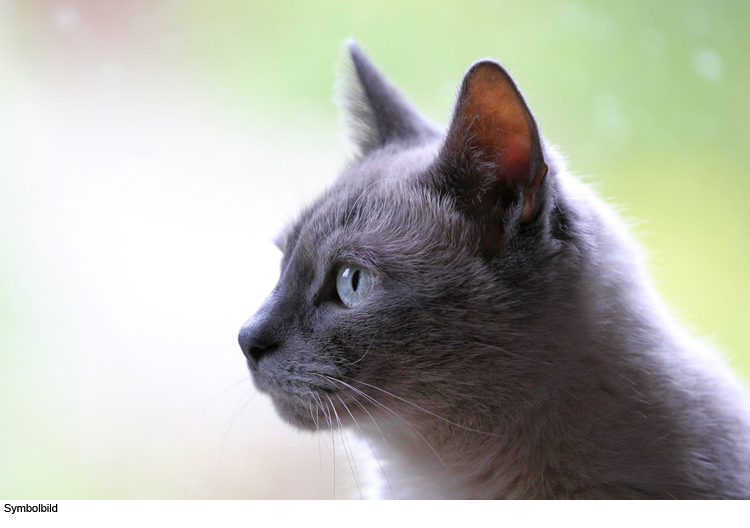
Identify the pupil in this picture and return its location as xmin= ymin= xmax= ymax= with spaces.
xmin=352 ymin=269 xmax=360 ymax=291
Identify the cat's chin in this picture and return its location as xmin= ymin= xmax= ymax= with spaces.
xmin=270 ymin=396 xmax=320 ymax=431
xmin=250 ymin=375 xmax=316 ymax=429
xmin=250 ymin=370 xmax=345 ymax=431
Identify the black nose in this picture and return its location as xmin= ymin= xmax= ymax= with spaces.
xmin=238 ymin=326 xmax=277 ymax=368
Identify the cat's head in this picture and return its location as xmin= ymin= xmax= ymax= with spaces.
xmin=238 ymin=42 xmax=570 ymax=434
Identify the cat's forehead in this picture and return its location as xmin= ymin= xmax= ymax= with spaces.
xmin=276 ymin=143 xmax=440 ymax=254
xmin=339 ymin=142 xmax=439 ymax=191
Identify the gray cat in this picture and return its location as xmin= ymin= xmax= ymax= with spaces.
xmin=238 ymin=41 xmax=750 ymax=499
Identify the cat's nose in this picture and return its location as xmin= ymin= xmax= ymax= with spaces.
xmin=238 ymin=326 xmax=277 ymax=368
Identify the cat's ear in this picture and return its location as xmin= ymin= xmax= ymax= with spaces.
xmin=339 ymin=40 xmax=440 ymax=155
xmin=436 ymin=60 xmax=548 ymax=249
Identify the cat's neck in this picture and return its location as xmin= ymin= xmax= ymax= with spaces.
xmin=356 ymin=172 xmax=749 ymax=499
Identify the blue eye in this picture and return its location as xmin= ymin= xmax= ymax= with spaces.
xmin=336 ymin=264 xmax=374 ymax=308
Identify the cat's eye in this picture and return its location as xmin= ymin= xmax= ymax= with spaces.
xmin=336 ymin=264 xmax=374 ymax=308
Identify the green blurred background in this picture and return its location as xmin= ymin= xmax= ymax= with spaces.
xmin=1 ymin=0 xmax=748 ymax=499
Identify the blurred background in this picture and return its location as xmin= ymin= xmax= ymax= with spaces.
xmin=1 ymin=0 xmax=749 ymax=499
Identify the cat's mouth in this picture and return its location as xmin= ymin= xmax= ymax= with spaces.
xmin=267 ymin=388 xmax=356 ymax=431
xmin=251 ymin=368 xmax=353 ymax=431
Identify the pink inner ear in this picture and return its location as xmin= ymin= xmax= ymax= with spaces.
xmin=444 ymin=60 xmax=540 ymax=194
xmin=459 ymin=62 xmax=534 ymax=186
xmin=498 ymin=136 xmax=531 ymax=183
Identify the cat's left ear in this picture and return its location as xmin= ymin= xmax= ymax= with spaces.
xmin=435 ymin=60 xmax=548 ymax=250
xmin=339 ymin=41 xmax=441 ymax=155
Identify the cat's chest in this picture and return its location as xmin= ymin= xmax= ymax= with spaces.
xmin=354 ymin=433 xmax=518 ymax=499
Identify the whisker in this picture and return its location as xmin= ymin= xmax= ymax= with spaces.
xmin=326 ymin=393 xmax=363 ymax=499
xmin=195 ymin=376 xmax=252 ymax=418
xmin=318 ymin=377 xmax=386 ymax=441
xmin=319 ymin=375 xmax=449 ymax=470
xmin=319 ymin=393 xmax=336 ymax=499
xmin=342 ymin=386 xmax=389 ymax=448
xmin=336 ymin=393 xmax=396 ymax=500
xmin=471 ymin=340 xmax=553 ymax=366
xmin=345 ymin=377 xmax=501 ymax=437
xmin=346 ymin=329 xmax=379 ymax=366
xmin=216 ymin=390 xmax=257 ymax=497
xmin=343 ymin=179 xmax=381 ymax=228
xmin=307 ymin=393 xmax=323 ymax=500
xmin=312 ymin=393 xmax=335 ymax=455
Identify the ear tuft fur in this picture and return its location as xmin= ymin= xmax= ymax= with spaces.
xmin=336 ymin=40 xmax=440 ymax=156
xmin=337 ymin=40 xmax=381 ymax=155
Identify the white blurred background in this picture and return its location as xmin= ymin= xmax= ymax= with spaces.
xmin=0 ymin=0 xmax=356 ymax=499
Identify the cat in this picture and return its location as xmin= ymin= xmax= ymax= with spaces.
xmin=238 ymin=41 xmax=750 ymax=499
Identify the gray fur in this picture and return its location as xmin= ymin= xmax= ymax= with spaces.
xmin=338 ymin=40 xmax=442 ymax=156
xmin=238 ymin=44 xmax=750 ymax=499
